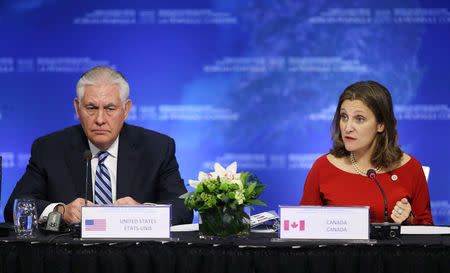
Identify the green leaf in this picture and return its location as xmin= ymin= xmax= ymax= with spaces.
xmin=246 ymin=199 xmax=267 ymax=206
xmin=179 ymin=192 xmax=193 ymax=199
xmin=240 ymin=171 xmax=250 ymax=183
xmin=249 ymin=174 xmax=262 ymax=185
xmin=220 ymin=194 xmax=230 ymax=203
xmin=199 ymin=204 xmax=211 ymax=211
xmin=244 ymin=204 xmax=254 ymax=211
xmin=253 ymin=184 xmax=267 ymax=196
xmin=197 ymin=207 xmax=209 ymax=214
xmin=246 ymin=182 xmax=257 ymax=196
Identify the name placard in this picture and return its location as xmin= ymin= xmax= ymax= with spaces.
xmin=279 ymin=206 xmax=369 ymax=240
xmin=81 ymin=205 xmax=171 ymax=239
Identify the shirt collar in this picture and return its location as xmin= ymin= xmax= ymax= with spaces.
xmin=88 ymin=136 xmax=119 ymax=159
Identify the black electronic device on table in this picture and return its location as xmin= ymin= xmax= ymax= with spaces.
xmin=39 ymin=211 xmax=72 ymax=235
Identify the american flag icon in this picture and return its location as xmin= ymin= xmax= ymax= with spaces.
xmin=85 ymin=219 xmax=106 ymax=231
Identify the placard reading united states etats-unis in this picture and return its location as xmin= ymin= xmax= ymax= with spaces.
xmin=81 ymin=205 xmax=171 ymax=239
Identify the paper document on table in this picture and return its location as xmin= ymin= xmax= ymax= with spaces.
xmin=171 ymin=223 xmax=199 ymax=232
xmin=250 ymin=210 xmax=279 ymax=227
xmin=401 ymin=225 xmax=450 ymax=234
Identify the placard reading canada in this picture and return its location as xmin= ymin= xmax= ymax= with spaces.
xmin=81 ymin=205 xmax=171 ymax=239
xmin=279 ymin=206 xmax=369 ymax=240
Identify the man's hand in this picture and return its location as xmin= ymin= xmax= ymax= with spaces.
xmin=114 ymin=196 xmax=140 ymax=205
xmin=56 ymin=198 xmax=93 ymax=225
xmin=391 ymin=198 xmax=412 ymax=224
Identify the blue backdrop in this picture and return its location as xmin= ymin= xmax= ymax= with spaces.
xmin=1 ymin=0 xmax=449 ymax=224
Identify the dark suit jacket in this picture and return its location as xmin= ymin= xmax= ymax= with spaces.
xmin=4 ymin=123 xmax=193 ymax=225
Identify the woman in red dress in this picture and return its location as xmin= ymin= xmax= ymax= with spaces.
xmin=300 ymin=81 xmax=433 ymax=224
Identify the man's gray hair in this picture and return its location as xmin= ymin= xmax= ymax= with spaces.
xmin=76 ymin=66 xmax=130 ymax=105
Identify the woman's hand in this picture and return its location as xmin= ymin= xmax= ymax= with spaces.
xmin=391 ymin=198 xmax=412 ymax=224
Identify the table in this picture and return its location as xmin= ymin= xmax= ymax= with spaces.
xmin=0 ymin=230 xmax=449 ymax=273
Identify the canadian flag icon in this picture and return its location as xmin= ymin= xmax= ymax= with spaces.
xmin=284 ymin=220 xmax=305 ymax=231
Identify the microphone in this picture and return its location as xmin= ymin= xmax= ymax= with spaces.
xmin=367 ymin=169 xmax=400 ymax=239
xmin=83 ymin=150 xmax=92 ymax=206
xmin=366 ymin=169 xmax=388 ymax=223
xmin=68 ymin=150 xmax=92 ymax=238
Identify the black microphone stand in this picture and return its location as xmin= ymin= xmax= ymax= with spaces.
xmin=84 ymin=151 xmax=92 ymax=206
xmin=367 ymin=169 xmax=401 ymax=239
xmin=72 ymin=150 xmax=92 ymax=238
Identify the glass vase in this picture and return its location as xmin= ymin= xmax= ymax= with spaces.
xmin=198 ymin=206 xmax=250 ymax=239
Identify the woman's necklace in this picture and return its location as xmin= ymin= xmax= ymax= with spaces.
xmin=350 ymin=152 xmax=382 ymax=176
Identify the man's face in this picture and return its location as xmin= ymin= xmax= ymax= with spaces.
xmin=74 ymin=84 xmax=132 ymax=150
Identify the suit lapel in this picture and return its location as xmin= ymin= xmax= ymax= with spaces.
xmin=116 ymin=124 xmax=138 ymax=199
xmin=68 ymin=126 xmax=91 ymax=201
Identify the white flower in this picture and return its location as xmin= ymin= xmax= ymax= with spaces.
xmin=188 ymin=179 xmax=200 ymax=189
xmin=213 ymin=162 xmax=241 ymax=180
xmin=188 ymin=171 xmax=213 ymax=189
xmin=189 ymin=162 xmax=242 ymax=189
xmin=198 ymin=171 xmax=211 ymax=181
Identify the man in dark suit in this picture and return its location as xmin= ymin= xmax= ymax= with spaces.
xmin=4 ymin=66 xmax=193 ymax=225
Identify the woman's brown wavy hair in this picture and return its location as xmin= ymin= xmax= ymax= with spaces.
xmin=330 ymin=81 xmax=403 ymax=169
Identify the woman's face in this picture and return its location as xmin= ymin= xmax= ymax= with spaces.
xmin=339 ymin=99 xmax=384 ymax=156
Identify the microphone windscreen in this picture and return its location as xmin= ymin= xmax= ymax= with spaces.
xmin=367 ymin=169 xmax=376 ymax=179
xmin=83 ymin=150 xmax=92 ymax=161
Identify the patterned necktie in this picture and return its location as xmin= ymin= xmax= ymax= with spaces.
xmin=95 ymin=151 xmax=112 ymax=204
